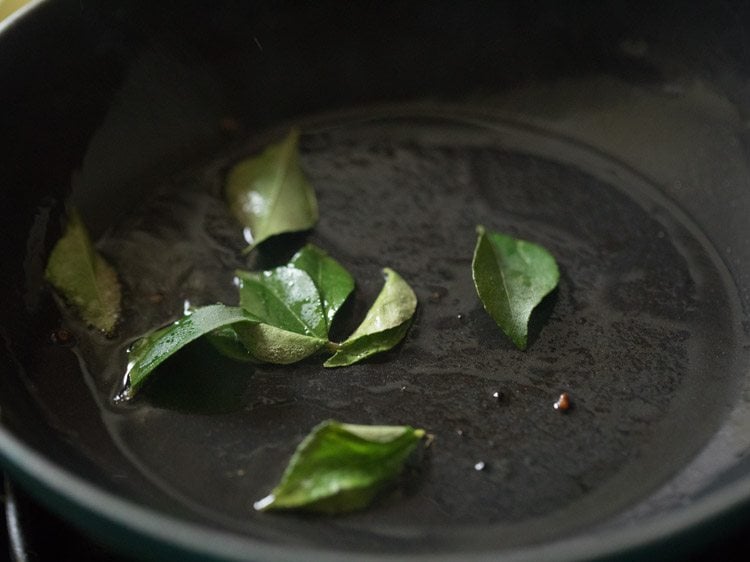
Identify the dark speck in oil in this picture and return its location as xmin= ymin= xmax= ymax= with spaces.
xmin=554 ymin=392 xmax=572 ymax=412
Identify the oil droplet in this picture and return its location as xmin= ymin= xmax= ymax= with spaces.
xmin=554 ymin=392 xmax=571 ymax=412
xmin=474 ymin=461 xmax=486 ymax=471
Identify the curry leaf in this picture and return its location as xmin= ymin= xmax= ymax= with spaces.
xmin=125 ymin=304 xmax=259 ymax=396
xmin=325 ymin=268 xmax=417 ymax=367
xmin=254 ymin=420 xmax=425 ymax=513
xmin=231 ymin=247 xmax=354 ymax=365
xmin=233 ymin=323 xmax=327 ymax=364
xmin=205 ymin=325 xmax=257 ymax=363
xmin=44 ymin=208 xmax=122 ymax=335
xmin=236 ymin=266 xmax=328 ymax=339
xmin=472 ymin=226 xmax=559 ymax=350
xmin=289 ymin=244 xmax=355 ymax=330
xmin=225 ymin=128 xmax=318 ymax=251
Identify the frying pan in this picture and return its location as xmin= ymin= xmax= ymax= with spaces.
xmin=3 ymin=1 xmax=750 ymax=560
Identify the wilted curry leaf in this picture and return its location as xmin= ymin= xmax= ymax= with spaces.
xmin=254 ymin=420 xmax=425 ymax=513
xmin=44 ymin=208 xmax=122 ymax=335
xmin=472 ymin=226 xmax=559 ymax=350
xmin=289 ymin=244 xmax=355 ymax=330
xmin=325 ymin=268 xmax=417 ymax=367
xmin=225 ymin=128 xmax=318 ymax=251
xmin=125 ymin=304 xmax=259 ymax=396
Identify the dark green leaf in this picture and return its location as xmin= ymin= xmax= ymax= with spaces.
xmin=254 ymin=420 xmax=425 ymax=513
xmin=236 ymin=266 xmax=327 ymax=339
xmin=289 ymin=244 xmax=355 ymax=330
xmin=44 ymin=208 xmax=121 ymax=334
xmin=325 ymin=268 xmax=417 ymax=367
xmin=225 ymin=128 xmax=318 ymax=251
xmin=125 ymin=304 xmax=259 ymax=396
xmin=472 ymin=226 xmax=560 ymax=350
xmin=234 ymin=265 xmax=330 ymax=364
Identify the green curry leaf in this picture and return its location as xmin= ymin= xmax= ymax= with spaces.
xmin=289 ymin=244 xmax=355 ymax=330
xmin=472 ymin=226 xmax=559 ymax=350
xmin=254 ymin=420 xmax=426 ymax=513
xmin=125 ymin=304 xmax=259 ymax=396
xmin=232 ymin=245 xmax=354 ymax=364
xmin=236 ymin=266 xmax=328 ymax=339
xmin=44 ymin=208 xmax=122 ymax=335
xmin=325 ymin=268 xmax=417 ymax=367
xmin=128 ymin=249 xmax=413 ymax=385
xmin=225 ymin=128 xmax=318 ymax=251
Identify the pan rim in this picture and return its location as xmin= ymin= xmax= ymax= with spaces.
xmin=0 ymin=0 xmax=42 ymax=36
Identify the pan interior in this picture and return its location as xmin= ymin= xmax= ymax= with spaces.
xmin=18 ymin=109 xmax=749 ymax=554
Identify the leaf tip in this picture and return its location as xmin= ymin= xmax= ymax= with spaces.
xmin=113 ymin=385 xmax=134 ymax=404
xmin=424 ymin=432 xmax=436 ymax=448
xmin=322 ymin=355 xmax=344 ymax=368
xmin=380 ymin=267 xmax=409 ymax=288
xmin=253 ymin=494 xmax=276 ymax=512
xmin=475 ymin=224 xmax=486 ymax=236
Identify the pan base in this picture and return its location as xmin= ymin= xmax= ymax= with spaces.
xmin=31 ymin=109 xmax=746 ymax=551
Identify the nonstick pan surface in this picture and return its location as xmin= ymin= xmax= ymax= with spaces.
xmin=3 ymin=1 xmax=750 ymax=561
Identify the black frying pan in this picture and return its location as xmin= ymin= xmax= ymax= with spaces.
xmin=3 ymin=1 xmax=750 ymax=560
